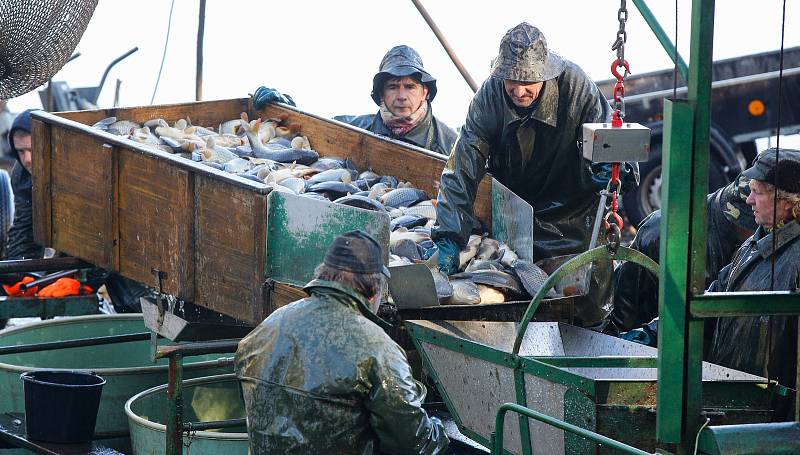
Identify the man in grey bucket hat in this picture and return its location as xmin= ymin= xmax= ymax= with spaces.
xmin=433 ymin=23 xmax=639 ymax=274
xmin=236 ymin=230 xmax=449 ymax=454
xmin=334 ymin=45 xmax=457 ymax=155
xmin=252 ymin=46 xmax=457 ymax=156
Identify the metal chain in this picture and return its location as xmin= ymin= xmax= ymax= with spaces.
xmin=611 ymin=0 xmax=628 ymax=62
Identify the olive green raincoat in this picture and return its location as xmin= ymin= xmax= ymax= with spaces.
xmin=235 ymin=279 xmax=448 ymax=455
xmin=432 ymin=61 xmax=637 ymax=259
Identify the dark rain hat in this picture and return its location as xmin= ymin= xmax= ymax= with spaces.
xmin=371 ymin=45 xmax=437 ymax=105
xmin=324 ymin=230 xmax=390 ymax=277
xmin=742 ymin=148 xmax=800 ymax=194
xmin=490 ymin=23 xmax=566 ymax=82
xmin=718 ymin=173 xmax=756 ymax=230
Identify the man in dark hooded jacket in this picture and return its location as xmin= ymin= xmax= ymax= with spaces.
xmin=236 ymin=230 xmax=448 ymax=455
xmin=6 ymin=109 xmax=44 ymax=260
xmin=611 ymin=172 xmax=757 ymax=334
xmin=433 ymin=23 xmax=638 ymax=274
xmin=252 ymin=45 xmax=457 ymax=156
xmin=706 ymin=148 xmax=800 ymax=407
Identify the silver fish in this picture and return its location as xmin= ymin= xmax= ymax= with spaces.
xmin=389 ymin=227 xmax=431 ymax=248
xmin=391 ymin=238 xmax=421 ymax=260
xmin=464 ymin=258 xmax=505 ymax=273
xmin=450 ymin=270 xmax=523 ymax=295
xmin=380 ymin=187 xmax=428 ymax=209
xmin=278 ymin=177 xmax=306 ymax=194
xmin=402 ymin=201 xmax=436 ymax=220
xmin=219 ymin=118 xmax=242 ymax=135
xmin=511 ymin=260 xmax=557 ymax=299
xmin=223 ymin=157 xmax=253 ymax=174
xmin=443 ymin=279 xmax=481 ymax=305
xmin=430 ymin=267 xmax=454 ymax=300
xmin=107 ymin=119 xmax=141 ymax=136
xmin=367 ymin=183 xmax=392 ymax=200
xmin=307 ymin=168 xmax=352 ymax=185
xmin=498 ymin=243 xmax=519 ymax=268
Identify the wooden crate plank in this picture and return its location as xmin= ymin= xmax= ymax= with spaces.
xmin=117 ymin=148 xmax=193 ymax=299
xmin=31 ymin=119 xmax=52 ymax=247
xmin=50 ymin=128 xmax=113 ymax=267
xmin=194 ymin=174 xmax=266 ymax=324
xmin=261 ymin=103 xmax=493 ymax=226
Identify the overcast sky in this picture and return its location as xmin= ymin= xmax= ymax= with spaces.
xmin=7 ymin=0 xmax=799 ymax=130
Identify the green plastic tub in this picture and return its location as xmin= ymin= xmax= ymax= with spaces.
xmin=126 ymin=373 xmax=248 ymax=454
xmin=0 ymin=314 xmax=234 ymax=452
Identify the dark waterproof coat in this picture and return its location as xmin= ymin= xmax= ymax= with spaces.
xmin=432 ymin=61 xmax=635 ymax=258
xmin=235 ymin=279 xmax=448 ymax=455
xmin=6 ymin=110 xmax=43 ymax=260
xmin=611 ymin=188 xmax=746 ymax=332
xmin=707 ymin=220 xmax=800 ymax=392
xmin=335 ymin=107 xmax=457 ymax=156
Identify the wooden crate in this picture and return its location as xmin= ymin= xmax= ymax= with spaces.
xmin=31 ymin=99 xmax=493 ymax=326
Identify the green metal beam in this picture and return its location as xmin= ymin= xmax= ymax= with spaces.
xmin=532 ymin=356 xmax=658 ymax=368
xmin=691 ymin=292 xmax=800 ymax=317
xmin=632 ymin=0 xmax=689 ymax=83
xmin=656 ymin=98 xmax=694 ymax=445
xmin=0 ymin=295 xmax=99 ymax=319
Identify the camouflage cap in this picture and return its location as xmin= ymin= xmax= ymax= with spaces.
xmin=718 ymin=173 xmax=756 ymax=230
xmin=324 ymin=230 xmax=390 ymax=277
xmin=742 ymin=147 xmax=800 ymax=194
xmin=371 ymin=45 xmax=437 ymax=105
xmin=490 ymin=23 xmax=566 ymax=83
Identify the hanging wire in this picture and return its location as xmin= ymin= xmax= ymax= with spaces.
xmin=150 ymin=0 xmax=176 ymax=104
xmin=673 ymin=0 xmax=678 ymax=99
xmin=770 ymin=0 xmax=787 ymax=291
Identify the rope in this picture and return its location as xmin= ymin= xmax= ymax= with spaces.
xmin=150 ymin=0 xmax=176 ymax=104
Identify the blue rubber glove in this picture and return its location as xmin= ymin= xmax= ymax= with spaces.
xmin=252 ymin=86 xmax=296 ymax=110
xmin=435 ymin=237 xmax=460 ymax=276
xmin=619 ymin=318 xmax=658 ymax=347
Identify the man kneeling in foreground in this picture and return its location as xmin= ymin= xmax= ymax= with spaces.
xmin=236 ymin=230 xmax=449 ymax=454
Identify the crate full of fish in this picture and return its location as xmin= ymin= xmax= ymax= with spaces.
xmin=31 ymin=99 xmax=533 ymax=326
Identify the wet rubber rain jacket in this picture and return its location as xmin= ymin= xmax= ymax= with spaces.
xmin=335 ymin=108 xmax=457 ymax=156
xmin=432 ymin=61 xmax=637 ymax=259
xmin=611 ymin=188 xmax=749 ymax=332
xmin=707 ymin=220 xmax=800 ymax=392
xmin=235 ymin=279 xmax=448 ymax=455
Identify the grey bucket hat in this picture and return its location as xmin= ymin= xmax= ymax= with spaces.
xmin=371 ymin=45 xmax=437 ymax=105
xmin=742 ymin=147 xmax=800 ymax=194
xmin=490 ymin=23 xmax=566 ymax=82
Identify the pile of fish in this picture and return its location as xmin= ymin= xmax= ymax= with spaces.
xmin=390 ymin=229 xmax=558 ymax=305
xmin=93 ymin=114 xmax=557 ymax=306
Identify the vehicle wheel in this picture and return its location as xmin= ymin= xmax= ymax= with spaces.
xmin=0 ymin=169 xmax=13 ymax=258
xmin=624 ymin=141 xmax=729 ymax=227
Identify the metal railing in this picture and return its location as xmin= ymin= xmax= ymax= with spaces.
xmin=491 ymin=403 xmax=653 ymax=455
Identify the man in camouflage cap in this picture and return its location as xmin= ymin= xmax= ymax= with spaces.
xmin=433 ymin=23 xmax=639 ymax=274
xmin=236 ymin=230 xmax=449 ymax=455
xmin=253 ymin=45 xmax=457 ymax=156
xmin=611 ymin=171 xmax=757 ymax=335
xmin=334 ymin=45 xmax=457 ymax=155
xmin=707 ymin=148 xmax=800 ymax=412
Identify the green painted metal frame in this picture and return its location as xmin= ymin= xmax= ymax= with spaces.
xmin=631 ymin=0 xmax=689 ymax=83
xmin=655 ymin=0 xmax=800 ymax=452
xmin=407 ymin=244 xmax=659 ymax=454
xmin=491 ymin=403 xmax=653 ymax=455
xmin=0 ymin=295 xmax=99 ymax=319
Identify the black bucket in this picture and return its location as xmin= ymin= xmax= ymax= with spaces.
xmin=21 ymin=370 xmax=106 ymax=443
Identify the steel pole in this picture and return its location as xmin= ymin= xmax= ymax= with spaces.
xmin=410 ymin=0 xmax=479 ymax=93
xmin=166 ymin=353 xmax=184 ymax=455
xmin=0 ymin=332 xmax=151 ymax=355
xmin=632 ymin=0 xmax=689 ymax=83
xmin=196 ymin=0 xmax=206 ymax=101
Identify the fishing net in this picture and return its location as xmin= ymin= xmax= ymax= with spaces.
xmin=0 ymin=0 xmax=98 ymax=99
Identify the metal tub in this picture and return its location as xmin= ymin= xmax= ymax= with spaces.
xmin=406 ymin=320 xmax=774 ymax=455
xmin=0 ymin=314 xmax=234 ymax=451
xmin=126 ymin=374 xmax=248 ymax=454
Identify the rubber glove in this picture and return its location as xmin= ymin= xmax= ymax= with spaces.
xmin=252 ymin=86 xmax=296 ymax=110
xmin=2 ymin=276 xmax=38 ymax=297
xmin=618 ymin=318 xmax=659 ymax=347
xmin=435 ymin=237 xmax=460 ymax=276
